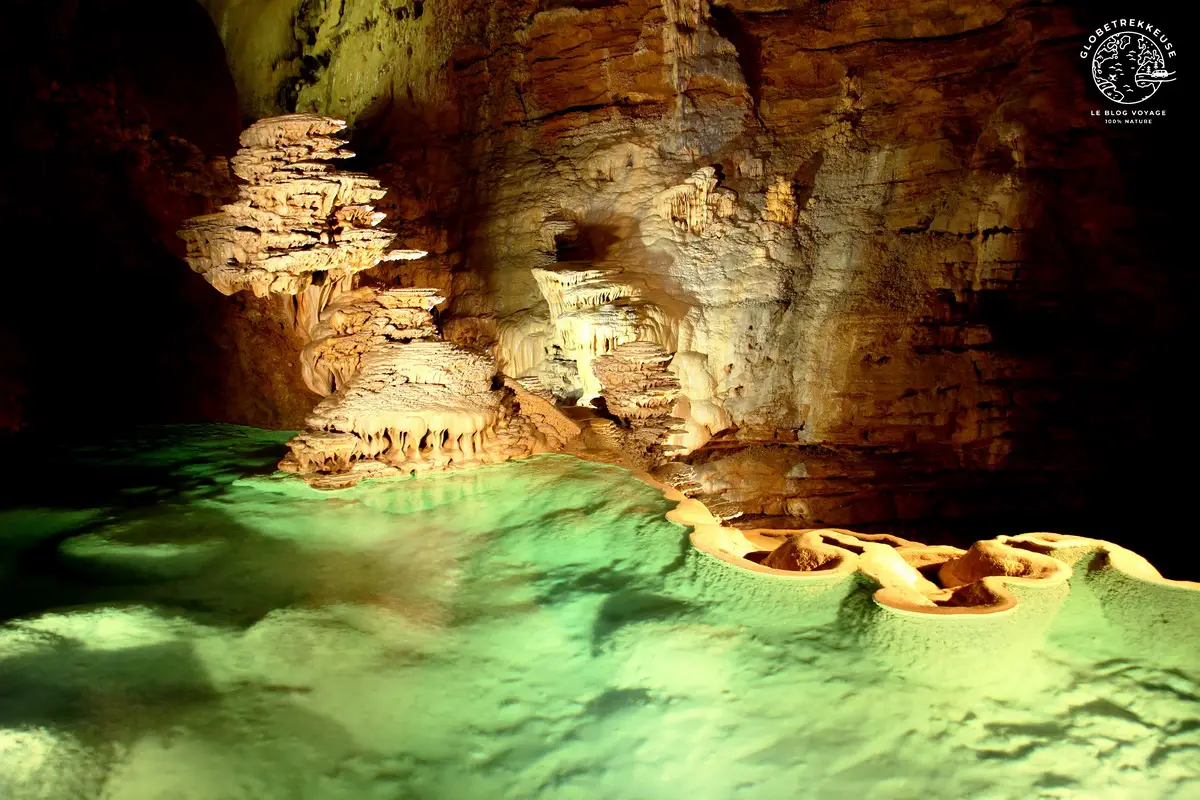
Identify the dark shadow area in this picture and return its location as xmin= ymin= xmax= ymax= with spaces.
xmin=986 ymin=1 xmax=1192 ymax=569
xmin=555 ymin=224 xmax=623 ymax=263
xmin=590 ymin=590 xmax=692 ymax=651
xmin=0 ymin=638 xmax=219 ymax=730
xmin=709 ymin=5 xmax=764 ymax=110
xmin=1 ymin=0 xmax=243 ymax=432
xmin=0 ymin=424 xmax=286 ymax=512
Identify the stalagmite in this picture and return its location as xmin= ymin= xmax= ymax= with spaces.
xmin=300 ymin=287 xmax=444 ymax=396
xmin=282 ymin=318 xmax=589 ymax=486
xmin=526 ymin=268 xmax=644 ymax=402
xmin=763 ymin=177 xmax=799 ymax=225
xmin=282 ymin=340 xmax=533 ymax=485
xmin=592 ymin=341 xmax=686 ymax=468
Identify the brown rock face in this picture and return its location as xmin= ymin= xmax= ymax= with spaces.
xmin=191 ymin=0 xmax=1184 ymax=540
xmin=8 ymin=1 xmax=1187 ymax=550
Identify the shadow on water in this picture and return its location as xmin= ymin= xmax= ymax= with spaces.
xmin=0 ymin=637 xmax=218 ymax=731
xmin=0 ymin=621 xmax=362 ymax=796
xmin=590 ymin=590 xmax=693 ymax=652
xmin=0 ymin=426 xmax=1196 ymax=799
xmin=0 ymin=423 xmax=289 ymax=511
xmin=0 ymin=501 xmax=465 ymax=631
xmin=0 ymin=425 xmax=314 ymax=626
xmin=0 ymin=426 xmax=400 ymax=792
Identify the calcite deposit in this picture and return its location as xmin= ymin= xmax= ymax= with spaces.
xmin=282 ymin=339 xmax=540 ymax=485
xmin=687 ymin=522 xmax=1200 ymax=616
xmin=14 ymin=0 xmax=1182 ymax=541
xmin=177 ymin=114 xmax=577 ymax=487
xmin=281 ymin=274 xmax=579 ymax=485
xmin=523 ymin=267 xmax=649 ymax=403
xmin=169 ymin=0 xmax=1188 ymax=533
xmin=300 ymin=287 xmax=443 ymax=396
xmin=592 ymin=341 xmax=684 ymax=468
xmin=178 ymin=113 xmax=424 ymax=297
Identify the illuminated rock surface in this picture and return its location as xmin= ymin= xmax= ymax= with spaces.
xmin=299 ymin=287 xmax=444 ymax=396
xmin=167 ymin=0 xmax=1186 ymax=533
xmin=689 ymin=524 xmax=1199 ymax=621
xmin=284 ymin=341 xmax=536 ymax=484
xmin=176 ymin=115 xmax=552 ymax=486
xmin=178 ymin=114 xmax=422 ymax=297
xmin=2 ymin=427 xmax=1198 ymax=799
xmin=592 ymin=341 xmax=685 ymax=468
xmin=282 ymin=295 xmax=560 ymax=485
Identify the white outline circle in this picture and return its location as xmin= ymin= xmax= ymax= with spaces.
xmin=1091 ymin=30 xmax=1167 ymax=105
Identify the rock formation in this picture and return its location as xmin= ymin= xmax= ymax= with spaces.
xmin=184 ymin=0 xmax=1189 ymax=539
xmin=300 ymin=287 xmax=443 ymax=396
xmin=178 ymin=114 xmax=424 ymax=297
xmin=525 ymin=267 xmax=645 ymax=403
xmin=178 ymin=113 xmax=580 ymax=488
xmin=592 ymin=341 xmax=684 ymax=468
xmin=687 ymin=522 xmax=1200 ymax=617
xmin=281 ymin=338 xmax=540 ymax=487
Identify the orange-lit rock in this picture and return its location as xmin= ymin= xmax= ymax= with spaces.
xmin=593 ymin=341 xmax=685 ymax=467
xmin=174 ymin=2 xmax=1188 ymax=539
xmin=179 ymin=114 xmax=423 ymax=297
xmin=688 ymin=523 xmax=1199 ymax=616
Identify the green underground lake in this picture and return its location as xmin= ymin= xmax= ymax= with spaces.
xmin=0 ymin=425 xmax=1197 ymax=799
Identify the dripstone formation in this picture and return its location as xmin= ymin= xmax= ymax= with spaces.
xmin=592 ymin=341 xmax=685 ymax=468
xmin=519 ymin=261 xmax=679 ymax=405
xmin=300 ymin=287 xmax=443 ymax=396
xmin=283 ymin=318 xmax=549 ymax=487
xmin=178 ymin=114 xmax=423 ymax=297
xmin=180 ymin=114 xmax=576 ymax=488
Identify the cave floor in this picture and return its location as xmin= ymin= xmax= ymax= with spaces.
xmin=0 ymin=425 xmax=1196 ymax=799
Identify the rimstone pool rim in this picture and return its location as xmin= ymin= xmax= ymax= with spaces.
xmin=651 ymin=471 xmax=1200 ymax=617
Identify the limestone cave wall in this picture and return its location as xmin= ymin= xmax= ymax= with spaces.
xmin=5 ymin=0 xmax=1188 ymax=549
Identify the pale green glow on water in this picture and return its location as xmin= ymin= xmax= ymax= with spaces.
xmin=0 ymin=426 xmax=1197 ymax=799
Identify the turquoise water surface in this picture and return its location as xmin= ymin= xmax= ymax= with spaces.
xmin=0 ymin=426 xmax=1196 ymax=799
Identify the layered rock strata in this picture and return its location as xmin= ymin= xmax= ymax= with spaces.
xmin=178 ymin=113 xmax=424 ymax=297
xmin=592 ymin=341 xmax=685 ymax=468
